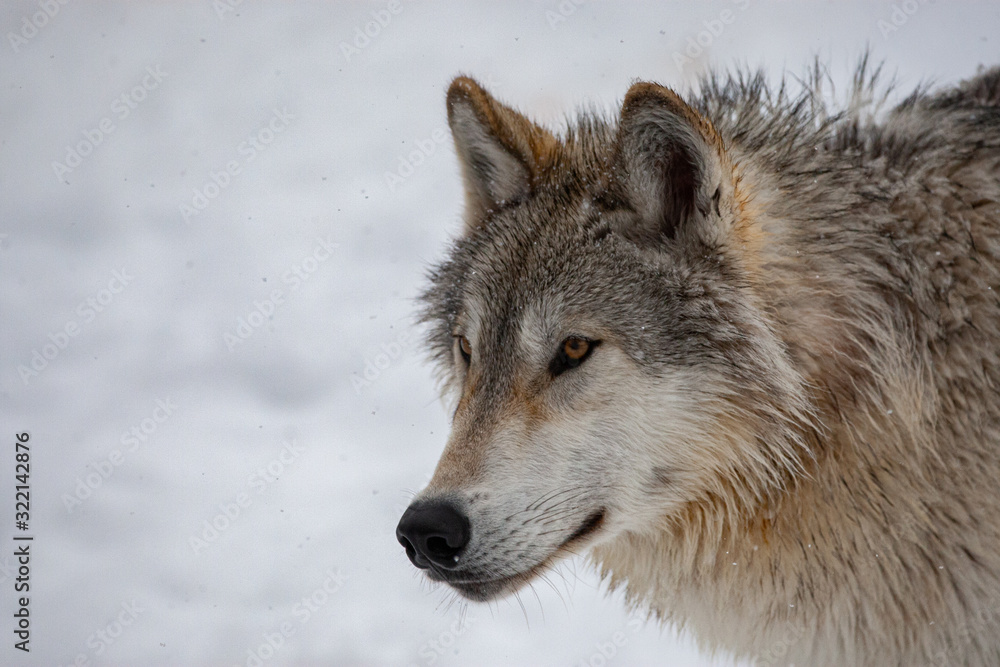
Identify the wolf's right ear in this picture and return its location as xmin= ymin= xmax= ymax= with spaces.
xmin=446 ymin=77 xmax=556 ymax=226
xmin=613 ymin=82 xmax=726 ymax=244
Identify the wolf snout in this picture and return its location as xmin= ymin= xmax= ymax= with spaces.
xmin=396 ymin=500 xmax=471 ymax=570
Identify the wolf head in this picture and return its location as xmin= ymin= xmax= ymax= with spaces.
xmin=396 ymin=76 xmax=813 ymax=602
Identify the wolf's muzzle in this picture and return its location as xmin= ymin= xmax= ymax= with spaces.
xmin=396 ymin=500 xmax=471 ymax=570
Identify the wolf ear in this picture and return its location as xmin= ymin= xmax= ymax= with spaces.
xmin=614 ymin=82 xmax=725 ymax=243
xmin=446 ymin=76 xmax=557 ymax=225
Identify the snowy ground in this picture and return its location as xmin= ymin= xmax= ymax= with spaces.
xmin=1 ymin=2 xmax=997 ymax=665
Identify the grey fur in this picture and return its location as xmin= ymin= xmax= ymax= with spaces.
xmin=405 ymin=60 xmax=1000 ymax=665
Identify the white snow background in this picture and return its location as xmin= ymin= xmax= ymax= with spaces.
xmin=1 ymin=1 xmax=998 ymax=665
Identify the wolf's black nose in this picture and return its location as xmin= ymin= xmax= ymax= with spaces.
xmin=396 ymin=500 xmax=470 ymax=569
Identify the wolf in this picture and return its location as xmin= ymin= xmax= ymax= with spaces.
xmin=396 ymin=60 xmax=1000 ymax=665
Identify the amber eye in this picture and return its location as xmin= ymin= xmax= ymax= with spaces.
xmin=457 ymin=335 xmax=472 ymax=364
xmin=550 ymin=337 xmax=599 ymax=376
xmin=564 ymin=337 xmax=590 ymax=360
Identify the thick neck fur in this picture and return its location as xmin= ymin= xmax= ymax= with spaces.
xmin=427 ymin=64 xmax=1000 ymax=665
xmin=593 ymin=72 xmax=1000 ymax=663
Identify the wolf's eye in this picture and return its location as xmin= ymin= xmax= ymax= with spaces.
xmin=456 ymin=335 xmax=472 ymax=364
xmin=550 ymin=337 xmax=599 ymax=376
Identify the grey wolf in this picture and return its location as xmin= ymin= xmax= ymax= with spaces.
xmin=396 ymin=60 xmax=1000 ymax=665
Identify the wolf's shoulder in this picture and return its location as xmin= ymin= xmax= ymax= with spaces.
xmin=923 ymin=66 xmax=1000 ymax=109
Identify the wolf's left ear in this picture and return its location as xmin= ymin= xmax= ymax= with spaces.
xmin=614 ymin=82 xmax=726 ymax=243
xmin=446 ymin=76 xmax=557 ymax=225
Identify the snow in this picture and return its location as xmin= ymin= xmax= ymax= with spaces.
xmin=0 ymin=2 xmax=997 ymax=665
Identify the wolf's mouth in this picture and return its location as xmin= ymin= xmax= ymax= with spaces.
xmin=563 ymin=508 xmax=606 ymax=544
xmin=438 ymin=509 xmax=606 ymax=601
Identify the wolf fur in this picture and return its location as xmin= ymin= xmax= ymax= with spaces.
xmin=402 ymin=60 xmax=1000 ymax=665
